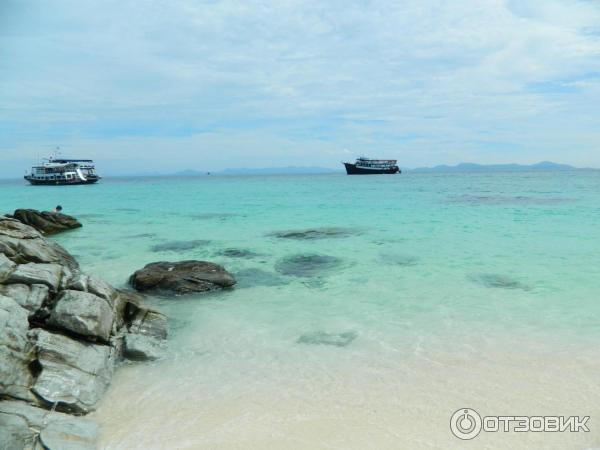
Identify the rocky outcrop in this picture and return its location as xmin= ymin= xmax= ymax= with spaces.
xmin=129 ymin=260 xmax=236 ymax=294
xmin=11 ymin=209 xmax=82 ymax=235
xmin=0 ymin=215 xmax=168 ymax=449
xmin=0 ymin=399 xmax=98 ymax=450
xmin=0 ymin=216 xmax=78 ymax=270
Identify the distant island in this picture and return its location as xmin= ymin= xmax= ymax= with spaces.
xmin=408 ymin=161 xmax=579 ymax=173
xmin=162 ymin=161 xmax=587 ymax=178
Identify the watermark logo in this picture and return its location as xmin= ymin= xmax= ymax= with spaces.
xmin=450 ymin=408 xmax=590 ymax=440
xmin=450 ymin=408 xmax=482 ymax=440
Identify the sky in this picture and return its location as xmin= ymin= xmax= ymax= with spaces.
xmin=1 ymin=0 xmax=600 ymax=177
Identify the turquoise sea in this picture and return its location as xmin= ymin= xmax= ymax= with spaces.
xmin=2 ymin=171 xmax=600 ymax=449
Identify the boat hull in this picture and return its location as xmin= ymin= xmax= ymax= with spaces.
xmin=344 ymin=163 xmax=400 ymax=175
xmin=24 ymin=176 xmax=100 ymax=186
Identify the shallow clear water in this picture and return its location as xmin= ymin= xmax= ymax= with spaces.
xmin=2 ymin=172 xmax=600 ymax=449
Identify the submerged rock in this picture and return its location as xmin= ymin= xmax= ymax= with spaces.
xmin=216 ymin=248 xmax=259 ymax=258
xmin=129 ymin=260 xmax=236 ymax=294
xmin=11 ymin=209 xmax=82 ymax=236
xmin=379 ymin=253 xmax=419 ymax=266
xmin=297 ymin=331 xmax=358 ymax=347
xmin=0 ymin=399 xmax=98 ymax=450
xmin=150 ymin=240 xmax=210 ymax=253
xmin=235 ymin=268 xmax=289 ymax=288
xmin=446 ymin=195 xmax=575 ymax=206
xmin=269 ymin=227 xmax=361 ymax=240
xmin=187 ymin=212 xmax=238 ymax=220
xmin=469 ymin=273 xmax=531 ymax=290
xmin=275 ymin=254 xmax=342 ymax=278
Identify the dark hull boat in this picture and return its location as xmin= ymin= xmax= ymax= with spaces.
xmin=24 ymin=157 xmax=101 ymax=186
xmin=343 ymin=157 xmax=400 ymax=175
xmin=25 ymin=177 xmax=100 ymax=186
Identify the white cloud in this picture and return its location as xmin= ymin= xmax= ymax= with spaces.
xmin=1 ymin=0 xmax=600 ymax=175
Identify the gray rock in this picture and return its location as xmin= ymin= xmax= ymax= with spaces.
xmin=123 ymin=333 xmax=165 ymax=361
xmin=0 ymin=253 xmax=16 ymax=281
xmin=112 ymin=289 xmax=143 ymax=330
xmin=0 ymin=295 xmax=34 ymax=402
xmin=0 ymin=399 xmax=98 ymax=450
xmin=86 ymin=274 xmax=116 ymax=302
xmin=128 ymin=307 xmax=168 ymax=340
xmin=59 ymin=265 xmax=75 ymax=291
xmin=48 ymin=290 xmax=114 ymax=342
xmin=0 ymin=217 xmax=78 ymax=270
xmin=67 ymin=273 xmax=116 ymax=303
xmin=0 ymin=216 xmax=42 ymax=240
xmin=6 ymin=263 xmax=63 ymax=292
xmin=67 ymin=272 xmax=88 ymax=292
xmin=29 ymin=329 xmax=115 ymax=414
xmin=12 ymin=209 xmax=82 ymax=236
xmin=129 ymin=260 xmax=236 ymax=295
xmin=0 ymin=284 xmax=49 ymax=312
xmin=39 ymin=417 xmax=98 ymax=450
xmin=122 ymin=305 xmax=168 ymax=361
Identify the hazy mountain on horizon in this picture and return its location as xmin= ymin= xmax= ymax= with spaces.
xmin=124 ymin=161 xmax=585 ymax=177
xmin=408 ymin=161 xmax=579 ymax=173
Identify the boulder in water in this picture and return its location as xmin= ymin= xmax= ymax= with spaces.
xmin=12 ymin=209 xmax=82 ymax=235
xmin=129 ymin=260 xmax=236 ymax=294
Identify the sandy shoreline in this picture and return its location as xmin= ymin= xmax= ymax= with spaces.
xmin=93 ymin=327 xmax=600 ymax=449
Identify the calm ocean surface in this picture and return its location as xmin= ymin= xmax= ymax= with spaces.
xmin=2 ymin=171 xmax=600 ymax=449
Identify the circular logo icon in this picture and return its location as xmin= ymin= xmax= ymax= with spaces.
xmin=450 ymin=408 xmax=482 ymax=440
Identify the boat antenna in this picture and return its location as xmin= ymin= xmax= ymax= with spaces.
xmin=50 ymin=146 xmax=61 ymax=162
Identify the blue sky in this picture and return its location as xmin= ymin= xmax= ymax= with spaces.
xmin=1 ymin=0 xmax=600 ymax=176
